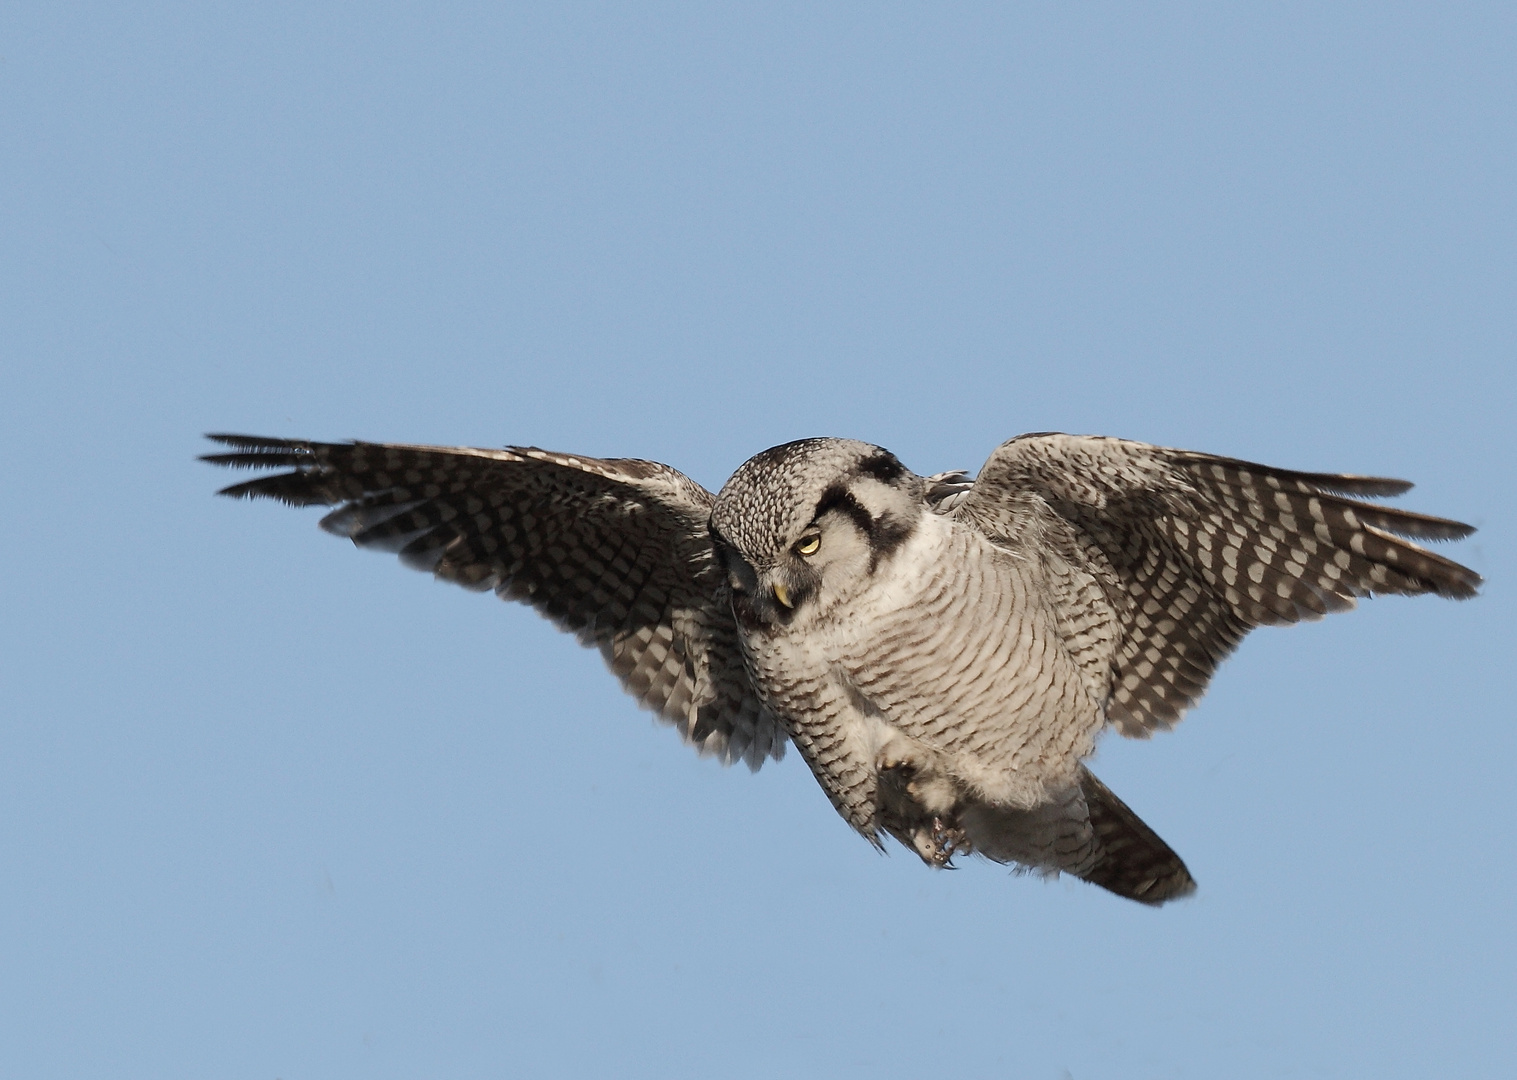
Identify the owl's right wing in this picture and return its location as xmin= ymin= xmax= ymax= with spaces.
xmin=954 ymin=433 xmax=1481 ymax=737
xmin=203 ymin=435 xmax=786 ymax=769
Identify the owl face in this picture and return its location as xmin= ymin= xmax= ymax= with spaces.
xmin=709 ymin=439 xmax=925 ymax=631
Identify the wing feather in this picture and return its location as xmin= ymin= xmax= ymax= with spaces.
xmin=955 ymin=433 xmax=1480 ymax=737
xmin=203 ymin=434 xmax=784 ymax=767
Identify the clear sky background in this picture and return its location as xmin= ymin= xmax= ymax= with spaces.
xmin=3 ymin=4 xmax=1513 ymax=1078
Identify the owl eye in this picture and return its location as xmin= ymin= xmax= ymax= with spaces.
xmin=795 ymin=534 xmax=821 ymax=556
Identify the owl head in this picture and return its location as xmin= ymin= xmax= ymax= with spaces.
xmin=709 ymin=438 xmax=925 ymax=629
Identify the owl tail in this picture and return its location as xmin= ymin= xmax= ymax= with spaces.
xmin=960 ymin=767 xmax=1196 ymax=905
xmin=1074 ymin=768 xmax=1196 ymax=905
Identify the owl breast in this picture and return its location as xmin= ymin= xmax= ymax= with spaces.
xmin=741 ymin=513 xmax=1106 ymax=826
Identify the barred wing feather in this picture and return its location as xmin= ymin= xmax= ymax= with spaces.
xmin=203 ymin=435 xmax=785 ymax=768
xmin=956 ymin=433 xmax=1480 ymax=737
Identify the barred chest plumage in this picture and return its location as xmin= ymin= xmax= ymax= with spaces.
xmin=736 ymin=511 xmax=1106 ymax=837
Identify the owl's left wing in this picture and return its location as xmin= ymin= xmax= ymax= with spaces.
xmin=203 ymin=435 xmax=785 ymax=768
xmin=953 ymin=433 xmax=1481 ymax=737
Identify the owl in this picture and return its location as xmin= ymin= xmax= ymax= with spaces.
xmin=203 ymin=432 xmax=1480 ymax=905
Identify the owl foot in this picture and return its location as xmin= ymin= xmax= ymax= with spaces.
xmin=878 ymin=753 xmax=958 ymax=814
xmin=877 ymin=756 xmax=916 ymax=781
xmin=910 ymin=816 xmax=970 ymax=868
xmin=876 ymin=743 xmax=968 ymax=866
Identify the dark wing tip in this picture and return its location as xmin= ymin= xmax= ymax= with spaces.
xmin=1426 ymin=560 xmax=1484 ymax=600
xmin=211 ymin=475 xmax=331 ymax=505
xmin=204 ymin=432 xmax=290 ymax=447
xmin=200 ymin=434 xmax=332 ymax=504
xmin=200 ymin=434 xmax=318 ymax=469
xmin=1370 ymin=508 xmax=1478 ymax=544
xmin=201 ymin=433 xmax=308 ymax=454
xmin=1303 ymin=473 xmax=1414 ymax=498
xmin=213 ymin=477 xmax=265 ymax=499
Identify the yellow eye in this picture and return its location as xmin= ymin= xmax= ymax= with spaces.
xmin=795 ymin=534 xmax=821 ymax=556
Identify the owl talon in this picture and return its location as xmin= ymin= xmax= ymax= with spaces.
xmin=933 ymin=816 xmax=970 ymax=858
xmin=908 ymin=815 xmax=969 ymax=868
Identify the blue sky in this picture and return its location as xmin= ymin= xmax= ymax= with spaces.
xmin=2 ymin=4 xmax=1513 ymax=1077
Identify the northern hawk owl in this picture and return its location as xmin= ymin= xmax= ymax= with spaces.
xmin=204 ymin=433 xmax=1480 ymax=905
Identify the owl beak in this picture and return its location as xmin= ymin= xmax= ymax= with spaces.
xmin=772 ymin=581 xmax=794 ymax=609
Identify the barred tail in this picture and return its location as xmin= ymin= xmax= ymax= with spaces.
xmin=1076 ymin=768 xmax=1196 ymax=905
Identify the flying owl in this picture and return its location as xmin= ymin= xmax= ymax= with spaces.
xmin=203 ymin=432 xmax=1480 ymax=905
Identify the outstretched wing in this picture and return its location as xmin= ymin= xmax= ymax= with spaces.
xmin=203 ymin=435 xmax=785 ymax=768
xmin=954 ymin=433 xmax=1481 ymax=737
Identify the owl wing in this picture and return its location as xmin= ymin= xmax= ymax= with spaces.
xmin=954 ymin=433 xmax=1481 ymax=737
xmin=203 ymin=435 xmax=785 ymax=768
